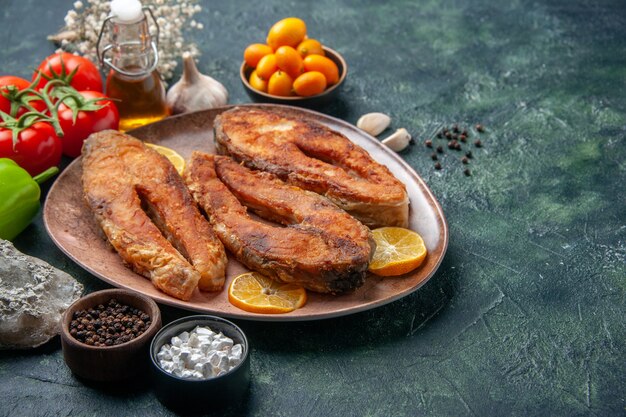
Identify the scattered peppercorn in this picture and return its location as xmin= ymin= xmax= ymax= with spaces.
xmin=464 ymin=168 xmax=471 ymax=176
xmin=427 ymin=123 xmax=485 ymax=174
xmin=70 ymin=299 xmax=151 ymax=347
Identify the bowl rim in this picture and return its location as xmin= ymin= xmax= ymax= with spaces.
xmin=149 ymin=314 xmax=250 ymax=383
xmin=240 ymin=45 xmax=347 ymax=100
xmin=61 ymin=288 xmax=161 ymax=351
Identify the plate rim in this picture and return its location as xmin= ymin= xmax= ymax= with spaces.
xmin=43 ymin=103 xmax=448 ymax=322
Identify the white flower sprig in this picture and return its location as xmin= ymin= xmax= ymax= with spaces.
xmin=48 ymin=0 xmax=203 ymax=80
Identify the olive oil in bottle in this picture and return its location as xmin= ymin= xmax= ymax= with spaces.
xmin=106 ymin=69 xmax=169 ymax=132
xmin=97 ymin=0 xmax=169 ymax=131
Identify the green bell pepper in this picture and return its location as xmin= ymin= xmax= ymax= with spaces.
xmin=0 ymin=158 xmax=58 ymax=241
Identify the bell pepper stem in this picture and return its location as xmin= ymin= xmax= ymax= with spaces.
xmin=33 ymin=166 xmax=59 ymax=184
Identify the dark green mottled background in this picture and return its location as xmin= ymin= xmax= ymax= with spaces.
xmin=1 ymin=0 xmax=624 ymax=416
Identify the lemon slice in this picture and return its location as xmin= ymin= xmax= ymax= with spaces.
xmin=228 ymin=272 xmax=307 ymax=314
xmin=145 ymin=143 xmax=185 ymax=175
xmin=368 ymin=227 xmax=428 ymax=276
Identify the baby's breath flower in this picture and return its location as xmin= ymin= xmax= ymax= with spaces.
xmin=49 ymin=0 xmax=203 ymax=80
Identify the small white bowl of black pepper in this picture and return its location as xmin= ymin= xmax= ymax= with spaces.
xmin=60 ymin=288 xmax=162 ymax=382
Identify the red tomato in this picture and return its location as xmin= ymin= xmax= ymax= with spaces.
xmin=57 ymin=91 xmax=119 ymax=157
xmin=0 ymin=76 xmax=46 ymax=118
xmin=0 ymin=76 xmax=30 ymax=115
xmin=0 ymin=122 xmax=62 ymax=176
xmin=34 ymin=53 xmax=103 ymax=92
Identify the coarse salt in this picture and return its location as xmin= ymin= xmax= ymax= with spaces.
xmin=157 ymin=325 xmax=244 ymax=379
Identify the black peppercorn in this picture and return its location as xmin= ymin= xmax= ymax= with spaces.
xmin=466 ymin=151 xmax=472 ymax=158
xmin=69 ymin=298 xmax=151 ymax=346
xmin=425 ymin=139 xmax=432 ymax=148
xmin=476 ymin=124 xmax=485 ymax=133
xmin=434 ymin=162 xmax=442 ymax=170
xmin=464 ymin=168 xmax=471 ymax=176
xmin=436 ymin=145 xmax=443 ymax=153
xmin=474 ymin=139 xmax=482 ymax=147
xmin=431 ymin=153 xmax=438 ymax=160
xmin=461 ymin=156 xmax=469 ymax=164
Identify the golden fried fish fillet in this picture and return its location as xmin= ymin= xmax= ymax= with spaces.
xmin=214 ymin=107 xmax=409 ymax=228
xmin=184 ymin=152 xmax=375 ymax=294
xmin=81 ymin=131 xmax=227 ymax=300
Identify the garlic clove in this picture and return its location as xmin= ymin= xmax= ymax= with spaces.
xmin=356 ymin=112 xmax=391 ymax=136
xmin=382 ymin=128 xmax=411 ymax=152
xmin=166 ymin=52 xmax=229 ymax=115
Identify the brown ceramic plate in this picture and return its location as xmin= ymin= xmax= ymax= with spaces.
xmin=43 ymin=104 xmax=448 ymax=322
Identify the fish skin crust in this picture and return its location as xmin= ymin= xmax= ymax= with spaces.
xmin=214 ymin=107 xmax=409 ymax=229
xmin=184 ymin=152 xmax=374 ymax=294
xmin=81 ymin=130 xmax=227 ymax=300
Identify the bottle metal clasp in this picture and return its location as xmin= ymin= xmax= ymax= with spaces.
xmin=96 ymin=6 xmax=160 ymax=78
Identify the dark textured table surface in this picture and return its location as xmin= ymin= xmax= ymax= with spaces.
xmin=1 ymin=1 xmax=624 ymax=416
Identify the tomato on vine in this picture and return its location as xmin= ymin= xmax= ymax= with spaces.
xmin=34 ymin=52 xmax=103 ymax=92
xmin=0 ymin=77 xmax=30 ymax=114
xmin=0 ymin=76 xmax=46 ymax=117
xmin=57 ymin=90 xmax=119 ymax=157
xmin=0 ymin=120 xmax=62 ymax=176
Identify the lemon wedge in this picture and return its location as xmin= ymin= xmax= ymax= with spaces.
xmin=368 ymin=227 xmax=428 ymax=276
xmin=145 ymin=143 xmax=185 ymax=175
xmin=228 ymin=272 xmax=307 ymax=314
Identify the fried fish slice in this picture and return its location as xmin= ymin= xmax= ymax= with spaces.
xmin=184 ymin=152 xmax=374 ymax=294
xmin=214 ymin=107 xmax=410 ymax=228
xmin=82 ymin=131 xmax=227 ymax=300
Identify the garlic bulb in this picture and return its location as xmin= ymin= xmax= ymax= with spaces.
xmin=166 ymin=53 xmax=228 ymax=114
xmin=382 ymin=128 xmax=411 ymax=152
xmin=356 ymin=112 xmax=391 ymax=136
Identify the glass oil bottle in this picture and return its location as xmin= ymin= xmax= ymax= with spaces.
xmin=97 ymin=0 xmax=169 ymax=131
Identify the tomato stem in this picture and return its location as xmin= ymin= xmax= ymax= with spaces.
xmin=1 ymin=69 xmax=110 ymax=149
